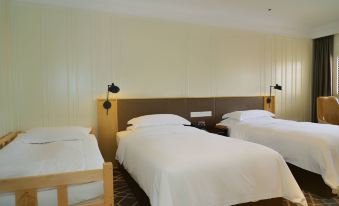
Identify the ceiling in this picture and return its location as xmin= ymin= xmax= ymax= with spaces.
xmin=15 ymin=0 xmax=339 ymax=38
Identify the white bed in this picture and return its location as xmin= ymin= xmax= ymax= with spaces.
xmin=217 ymin=113 xmax=339 ymax=195
xmin=0 ymin=132 xmax=104 ymax=206
xmin=116 ymin=124 xmax=307 ymax=206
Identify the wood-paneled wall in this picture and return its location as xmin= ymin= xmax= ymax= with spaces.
xmin=0 ymin=2 xmax=312 ymax=135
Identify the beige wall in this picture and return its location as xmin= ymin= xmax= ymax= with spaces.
xmin=0 ymin=0 xmax=15 ymax=136
xmin=2 ymin=2 xmax=312 ymax=134
xmin=334 ymin=34 xmax=339 ymax=96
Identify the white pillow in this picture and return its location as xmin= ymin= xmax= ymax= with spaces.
xmin=218 ymin=118 xmax=240 ymax=126
xmin=20 ymin=126 xmax=91 ymax=144
xmin=127 ymin=114 xmax=190 ymax=130
xmin=222 ymin=110 xmax=274 ymax=121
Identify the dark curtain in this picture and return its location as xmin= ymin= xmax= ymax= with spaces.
xmin=311 ymin=35 xmax=334 ymax=122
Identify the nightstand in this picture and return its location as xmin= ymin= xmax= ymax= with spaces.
xmin=187 ymin=123 xmax=229 ymax=137
xmin=207 ymin=126 xmax=228 ymax=137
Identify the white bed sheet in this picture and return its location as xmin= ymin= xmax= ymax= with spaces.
xmin=116 ymin=125 xmax=307 ymax=206
xmin=0 ymin=134 xmax=104 ymax=206
xmin=217 ymin=117 xmax=339 ymax=194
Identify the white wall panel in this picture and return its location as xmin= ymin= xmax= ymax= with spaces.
xmin=117 ymin=17 xmax=188 ymax=98
xmin=186 ymin=25 xmax=215 ymax=97
xmin=264 ymin=36 xmax=312 ymax=121
xmin=70 ymin=10 xmax=95 ymax=126
xmin=2 ymin=2 xmax=313 ymax=133
xmin=11 ymin=5 xmax=44 ymax=129
xmin=214 ymin=30 xmax=264 ymax=96
xmin=44 ymin=7 xmax=70 ymax=126
xmin=0 ymin=0 xmax=15 ymax=136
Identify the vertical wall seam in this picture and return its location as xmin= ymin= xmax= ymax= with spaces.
xmin=67 ymin=8 xmax=71 ymax=125
xmin=185 ymin=26 xmax=190 ymax=97
xmin=40 ymin=5 xmax=46 ymax=126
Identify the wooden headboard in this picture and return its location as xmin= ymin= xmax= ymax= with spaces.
xmin=116 ymin=96 xmax=269 ymax=131
xmin=97 ymin=96 xmax=274 ymax=162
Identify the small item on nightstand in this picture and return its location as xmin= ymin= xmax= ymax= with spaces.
xmin=197 ymin=121 xmax=206 ymax=129
xmin=209 ymin=125 xmax=229 ymax=137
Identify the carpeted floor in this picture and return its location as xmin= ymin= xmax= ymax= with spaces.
xmin=114 ymin=168 xmax=140 ymax=206
xmin=113 ymin=168 xmax=339 ymax=206
xmin=302 ymin=191 xmax=339 ymax=206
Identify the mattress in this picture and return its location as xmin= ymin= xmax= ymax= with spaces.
xmin=0 ymin=134 xmax=104 ymax=206
xmin=217 ymin=117 xmax=339 ymax=194
xmin=116 ymin=125 xmax=307 ymax=206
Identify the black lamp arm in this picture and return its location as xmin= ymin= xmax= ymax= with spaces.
xmin=106 ymin=85 xmax=109 ymax=100
xmin=267 ymin=86 xmax=273 ymax=104
xmin=103 ymin=85 xmax=112 ymax=115
xmin=103 ymin=83 xmax=120 ymax=115
xmin=266 ymin=84 xmax=282 ymax=104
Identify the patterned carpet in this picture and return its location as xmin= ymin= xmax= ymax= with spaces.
xmin=113 ymin=168 xmax=339 ymax=206
xmin=114 ymin=168 xmax=140 ymax=206
xmin=303 ymin=191 xmax=339 ymax=206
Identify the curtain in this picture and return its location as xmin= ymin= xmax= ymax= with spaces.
xmin=311 ymin=35 xmax=334 ymax=122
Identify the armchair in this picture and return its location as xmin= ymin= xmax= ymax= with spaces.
xmin=317 ymin=96 xmax=339 ymax=125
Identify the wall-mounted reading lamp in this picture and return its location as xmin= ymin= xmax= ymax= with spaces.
xmin=103 ymin=83 xmax=120 ymax=115
xmin=266 ymin=84 xmax=282 ymax=105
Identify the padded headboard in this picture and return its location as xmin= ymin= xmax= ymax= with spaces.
xmin=117 ymin=96 xmax=267 ymax=131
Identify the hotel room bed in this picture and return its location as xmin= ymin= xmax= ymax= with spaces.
xmin=116 ymin=116 xmax=307 ymax=206
xmin=0 ymin=127 xmax=110 ymax=206
xmin=217 ymin=111 xmax=339 ymax=195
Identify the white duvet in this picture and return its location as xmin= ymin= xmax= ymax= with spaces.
xmin=116 ymin=125 xmax=307 ymax=206
xmin=0 ymin=134 xmax=104 ymax=206
xmin=217 ymin=117 xmax=339 ymax=194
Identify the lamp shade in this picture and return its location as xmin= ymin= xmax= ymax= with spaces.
xmin=273 ymin=84 xmax=282 ymax=90
xmin=108 ymin=83 xmax=120 ymax=93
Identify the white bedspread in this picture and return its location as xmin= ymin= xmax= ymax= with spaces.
xmin=0 ymin=134 xmax=104 ymax=206
xmin=116 ymin=125 xmax=307 ymax=206
xmin=217 ymin=117 xmax=339 ymax=194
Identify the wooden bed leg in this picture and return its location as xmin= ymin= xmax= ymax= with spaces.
xmin=15 ymin=189 xmax=38 ymax=206
xmin=57 ymin=185 xmax=68 ymax=206
xmin=103 ymin=162 xmax=114 ymax=206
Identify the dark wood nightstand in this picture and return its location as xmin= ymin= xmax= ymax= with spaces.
xmin=207 ymin=125 xmax=229 ymax=137
xmin=186 ymin=123 xmax=229 ymax=137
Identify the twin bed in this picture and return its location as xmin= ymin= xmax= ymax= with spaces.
xmin=0 ymin=127 xmax=113 ymax=206
xmin=217 ymin=110 xmax=339 ymax=195
xmin=116 ymin=116 xmax=307 ymax=206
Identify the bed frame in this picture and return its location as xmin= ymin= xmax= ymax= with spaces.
xmin=0 ymin=131 xmax=19 ymax=149
xmin=118 ymin=163 xmax=293 ymax=206
xmin=0 ymin=131 xmax=114 ymax=206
